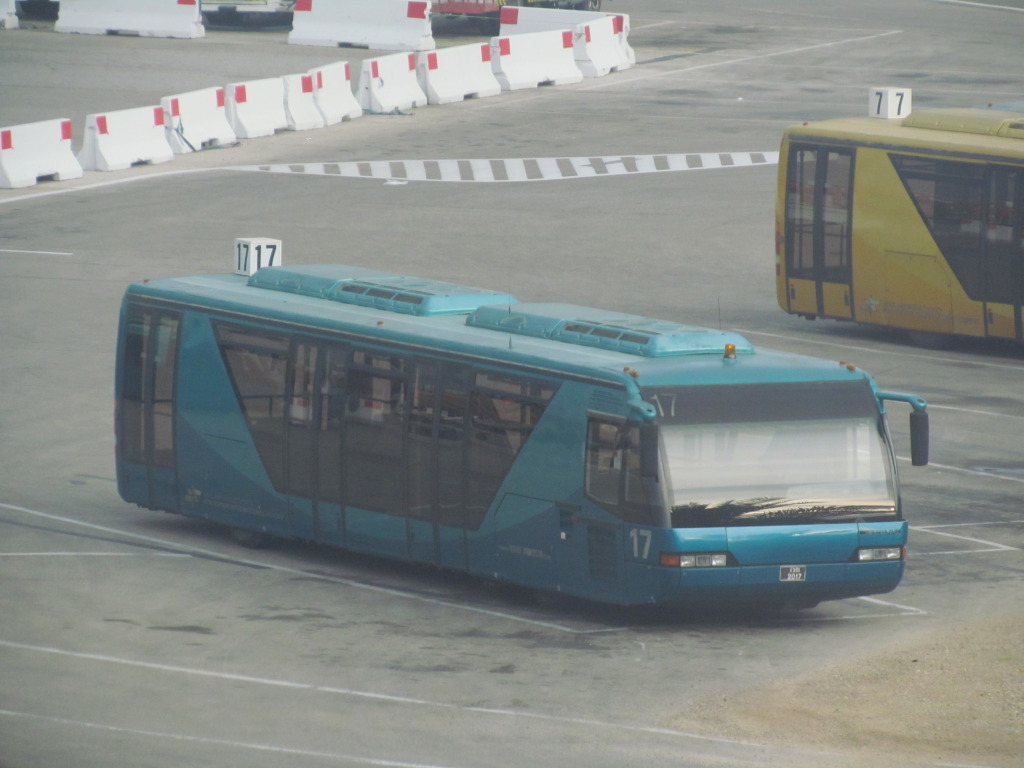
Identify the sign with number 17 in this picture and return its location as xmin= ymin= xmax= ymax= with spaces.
xmin=234 ymin=237 xmax=282 ymax=276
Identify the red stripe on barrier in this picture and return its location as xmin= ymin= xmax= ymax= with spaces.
xmin=345 ymin=62 xmax=351 ymax=81
xmin=170 ymin=98 xmax=180 ymax=117
xmin=97 ymin=116 xmax=109 ymax=135
xmin=371 ymin=61 xmax=380 ymax=79
xmin=61 ymin=120 xmax=73 ymax=141
xmin=585 ymin=25 xmax=591 ymax=43
xmin=406 ymin=53 xmax=414 ymax=70
xmin=500 ymin=6 xmax=518 ymax=24
xmin=480 ymin=43 xmax=491 ymax=63
xmin=302 ymin=74 xmax=314 ymax=94
xmin=235 ymin=84 xmax=247 ymax=103
xmin=154 ymin=107 xmax=165 ymax=127
xmin=613 ymin=15 xmax=624 ymax=34
xmin=315 ymin=71 xmax=323 ymax=89
xmin=294 ymin=0 xmax=312 ymax=10
xmin=177 ymin=0 xmax=196 ymax=4
xmin=407 ymin=1 xmax=427 ymax=19
xmin=216 ymin=88 xmax=225 ymax=108
xmin=498 ymin=38 xmax=511 ymax=56
xmin=562 ymin=30 xmax=572 ymax=48
xmin=1 ymin=130 xmax=11 ymax=151
xmin=427 ymin=52 xmax=438 ymax=71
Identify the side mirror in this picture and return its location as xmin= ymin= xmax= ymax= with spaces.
xmin=910 ymin=409 xmax=929 ymax=466
xmin=878 ymin=391 xmax=929 ymax=467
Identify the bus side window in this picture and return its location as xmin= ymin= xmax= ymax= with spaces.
xmin=891 ymin=155 xmax=986 ymax=300
xmin=465 ymin=372 xmax=556 ymax=527
xmin=343 ymin=350 xmax=407 ymax=514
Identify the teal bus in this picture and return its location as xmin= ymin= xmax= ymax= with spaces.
xmin=115 ymin=260 xmax=928 ymax=609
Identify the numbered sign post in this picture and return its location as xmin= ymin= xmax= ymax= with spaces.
xmin=234 ymin=237 xmax=282 ymax=275
xmin=869 ymin=87 xmax=912 ymax=119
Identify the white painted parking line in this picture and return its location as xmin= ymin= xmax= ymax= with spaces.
xmin=0 ymin=640 xmax=777 ymax=751
xmin=0 ymin=502 xmax=609 ymax=635
xmin=734 ymin=328 xmax=1024 ymax=373
xmin=579 ymin=31 xmax=904 ymax=92
xmin=0 ymin=552 xmax=189 ymax=558
xmin=0 ymin=248 xmax=74 ymax=256
xmin=0 ymin=708 xmax=466 ymax=768
xmin=928 ymin=403 xmax=1024 ymax=422
xmin=923 ymin=461 xmax=1024 ymax=486
xmin=926 ymin=0 xmax=1024 ymax=11
xmin=911 ymin=522 xmax=1021 ymax=556
xmin=797 ymin=595 xmax=928 ymax=622
xmin=1 ymin=501 xmax=931 ymax=630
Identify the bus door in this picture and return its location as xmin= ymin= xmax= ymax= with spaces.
xmin=982 ymin=166 xmax=1024 ymax=341
xmin=573 ymin=417 xmax=653 ymax=603
xmin=310 ymin=341 xmax=349 ymax=547
xmin=784 ymin=147 xmax=855 ymax=320
xmin=284 ymin=339 xmax=321 ymax=541
xmin=406 ymin=363 xmax=471 ymax=569
xmin=118 ymin=306 xmax=181 ymax=512
xmin=340 ymin=350 xmax=409 ymax=560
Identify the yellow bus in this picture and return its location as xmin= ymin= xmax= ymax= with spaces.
xmin=776 ymin=102 xmax=1024 ymax=343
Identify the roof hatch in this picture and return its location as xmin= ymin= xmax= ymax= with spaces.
xmin=247 ymin=266 xmax=518 ymax=316
xmin=466 ymin=303 xmax=753 ymax=357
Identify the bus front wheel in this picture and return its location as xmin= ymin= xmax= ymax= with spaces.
xmin=229 ymin=527 xmax=267 ymax=548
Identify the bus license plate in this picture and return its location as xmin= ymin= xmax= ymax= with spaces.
xmin=779 ymin=565 xmax=806 ymax=582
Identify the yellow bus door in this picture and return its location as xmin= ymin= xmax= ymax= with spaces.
xmin=982 ymin=167 xmax=1024 ymax=342
xmin=784 ymin=147 xmax=854 ymax=320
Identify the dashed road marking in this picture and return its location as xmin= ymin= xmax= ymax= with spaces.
xmin=234 ymin=152 xmax=779 ymax=184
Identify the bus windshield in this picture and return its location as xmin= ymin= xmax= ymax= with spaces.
xmin=642 ymin=381 xmax=897 ymax=528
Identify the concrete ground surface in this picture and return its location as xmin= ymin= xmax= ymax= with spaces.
xmin=1 ymin=1 xmax=1022 ymax=767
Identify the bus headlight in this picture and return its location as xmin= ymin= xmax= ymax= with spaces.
xmin=660 ymin=552 xmax=729 ymax=568
xmin=857 ymin=546 xmax=904 ymax=562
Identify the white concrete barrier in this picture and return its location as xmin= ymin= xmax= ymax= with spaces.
xmin=500 ymin=5 xmax=599 ymax=33
xmin=417 ymin=43 xmax=502 ymax=105
xmin=55 ymin=0 xmax=205 ymax=39
xmin=1 ymin=0 xmax=18 ymax=30
xmin=500 ymin=6 xmax=634 ymax=68
xmin=308 ymin=62 xmax=363 ymax=125
xmin=77 ymin=106 xmax=175 ymax=172
xmin=574 ymin=14 xmax=632 ymax=78
xmin=358 ymin=53 xmax=428 ymax=114
xmin=283 ymin=73 xmax=326 ymax=132
xmin=289 ymin=0 xmax=434 ymax=52
xmin=162 ymin=87 xmax=236 ymax=153
xmin=490 ymin=29 xmax=583 ymax=91
xmin=225 ymin=78 xmax=289 ymax=139
xmin=0 ymin=119 xmax=83 ymax=189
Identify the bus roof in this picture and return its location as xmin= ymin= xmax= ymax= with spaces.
xmin=785 ymin=107 xmax=1024 ymax=160
xmin=126 ymin=265 xmax=870 ymax=391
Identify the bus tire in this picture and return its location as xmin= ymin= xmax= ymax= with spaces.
xmin=907 ymin=330 xmax=952 ymax=350
xmin=229 ymin=527 xmax=267 ymax=548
